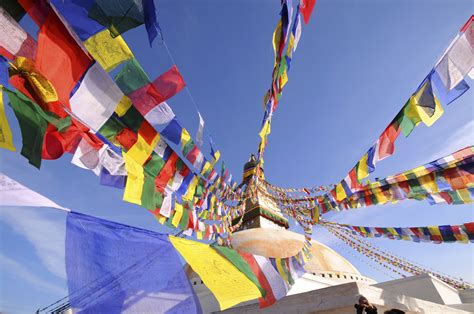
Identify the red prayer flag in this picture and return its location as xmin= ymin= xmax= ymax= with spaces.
xmin=129 ymin=65 xmax=185 ymax=116
xmin=36 ymin=11 xmax=92 ymax=107
xmin=377 ymin=123 xmax=400 ymax=160
xmin=300 ymin=0 xmax=316 ymax=25
xmin=155 ymin=152 xmax=179 ymax=192
xmin=239 ymin=252 xmax=277 ymax=308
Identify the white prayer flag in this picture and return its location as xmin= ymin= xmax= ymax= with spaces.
xmin=0 ymin=173 xmax=68 ymax=211
xmin=70 ymin=63 xmax=123 ymax=132
xmin=144 ymin=102 xmax=175 ymax=126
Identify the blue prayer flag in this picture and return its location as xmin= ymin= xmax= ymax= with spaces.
xmin=161 ymin=118 xmax=183 ymax=145
xmin=66 ymin=212 xmax=200 ymax=313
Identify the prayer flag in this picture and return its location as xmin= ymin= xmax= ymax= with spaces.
xmin=144 ymin=102 xmax=176 ymax=127
xmin=213 ymin=246 xmax=266 ymax=297
xmin=129 ymin=65 xmax=185 ymax=116
xmin=49 ymin=0 xmax=104 ymax=41
xmin=430 ymin=69 xmax=469 ymax=106
xmin=169 ymin=236 xmax=262 ymax=310
xmin=66 ymin=212 xmax=199 ymax=313
xmin=84 ymin=29 xmax=134 ymax=72
xmin=0 ymin=88 xmax=15 ymax=151
xmin=155 ymin=152 xmax=179 ymax=192
xmin=5 ymin=89 xmax=47 ymax=168
xmin=99 ymin=167 xmax=126 ymax=189
xmin=36 ymin=11 xmax=92 ymax=106
xmin=70 ymin=63 xmax=124 ymax=132
xmin=0 ymin=173 xmax=67 ymax=210
xmin=123 ymin=151 xmax=145 ymax=205
xmin=0 ymin=7 xmax=36 ymax=60
xmin=412 ymin=79 xmax=444 ymax=127
xmin=300 ymin=0 xmax=316 ymax=24
xmin=115 ymin=58 xmax=151 ymax=94
xmin=126 ymin=121 xmax=160 ymax=165
xmin=161 ymin=118 xmax=182 ymax=145
xmin=239 ymin=253 xmax=277 ymax=308
xmin=196 ymin=112 xmax=205 ymax=146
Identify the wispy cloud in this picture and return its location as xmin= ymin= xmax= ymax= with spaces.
xmin=428 ymin=120 xmax=473 ymax=161
xmin=0 ymin=207 xmax=66 ymax=279
xmin=0 ymin=253 xmax=64 ymax=296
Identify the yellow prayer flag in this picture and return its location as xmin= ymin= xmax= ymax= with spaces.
xmin=387 ymin=228 xmax=399 ymax=237
xmin=169 ymin=236 xmax=262 ymax=310
xmin=172 ymin=203 xmax=183 ymax=227
xmin=374 ymin=190 xmax=389 ymax=204
xmin=413 ymin=81 xmax=444 ymax=127
xmin=181 ymin=128 xmax=191 ymax=146
xmin=127 ymin=132 xmax=160 ymax=166
xmin=0 ymin=87 xmax=15 ymax=152
xmin=84 ymin=29 xmax=134 ymax=72
xmin=123 ymin=152 xmax=144 ymax=205
xmin=11 ymin=57 xmax=58 ymax=103
xmin=183 ymin=176 xmax=198 ymax=201
xmin=272 ymin=20 xmax=282 ymax=60
xmin=280 ymin=68 xmax=288 ymax=89
xmin=335 ymin=183 xmax=347 ymax=201
xmin=456 ymin=189 xmax=472 ymax=203
xmin=201 ymin=161 xmax=211 ymax=175
xmin=418 ymin=174 xmax=438 ymax=194
xmin=428 ymin=226 xmax=441 ymax=236
xmin=357 ymin=154 xmax=369 ymax=181
xmin=114 ymin=96 xmax=132 ymax=117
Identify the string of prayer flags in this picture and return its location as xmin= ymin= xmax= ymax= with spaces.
xmin=326 ymin=221 xmax=474 ymax=244
xmin=325 ymin=223 xmax=472 ymax=289
xmin=66 ymin=212 xmax=200 ymax=313
xmin=169 ymin=236 xmax=263 ymax=311
xmin=0 ymin=87 xmax=15 ymax=151
xmin=329 ymin=18 xmax=472 ymax=199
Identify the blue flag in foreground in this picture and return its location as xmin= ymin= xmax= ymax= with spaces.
xmin=66 ymin=212 xmax=200 ymax=313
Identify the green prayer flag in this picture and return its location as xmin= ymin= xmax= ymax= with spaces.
xmin=120 ymin=106 xmax=144 ymax=132
xmin=212 ymin=245 xmax=266 ymax=297
xmin=115 ymin=58 xmax=151 ymax=94
xmin=98 ymin=116 xmax=125 ymax=142
xmin=179 ymin=209 xmax=189 ymax=230
xmin=141 ymin=175 xmax=156 ymax=210
xmin=144 ymin=154 xmax=165 ymax=177
xmin=5 ymin=90 xmax=47 ymax=169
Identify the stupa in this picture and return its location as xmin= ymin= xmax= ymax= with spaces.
xmin=187 ymin=156 xmax=374 ymax=313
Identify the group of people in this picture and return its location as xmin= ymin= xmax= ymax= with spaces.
xmin=355 ymin=296 xmax=405 ymax=314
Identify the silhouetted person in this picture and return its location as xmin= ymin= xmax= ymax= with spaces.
xmin=355 ymin=296 xmax=378 ymax=314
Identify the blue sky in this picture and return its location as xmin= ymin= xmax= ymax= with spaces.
xmin=1 ymin=0 xmax=473 ymax=312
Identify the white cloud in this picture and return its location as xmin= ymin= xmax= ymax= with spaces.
xmin=428 ymin=120 xmax=474 ymax=161
xmin=0 ymin=207 xmax=66 ymax=279
xmin=0 ymin=253 xmax=64 ymax=296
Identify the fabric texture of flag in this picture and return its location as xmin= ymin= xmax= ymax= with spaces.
xmin=0 ymin=7 xmax=36 ymax=60
xmin=66 ymin=211 xmax=200 ymax=313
